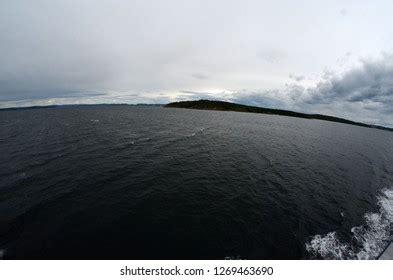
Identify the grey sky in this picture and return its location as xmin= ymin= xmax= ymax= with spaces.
xmin=1 ymin=0 xmax=393 ymax=126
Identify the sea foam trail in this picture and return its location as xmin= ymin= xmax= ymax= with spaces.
xmin=306 ymin=187 xmax=393 ymax=260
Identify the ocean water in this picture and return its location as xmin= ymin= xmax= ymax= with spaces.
xmin=0 ymin=105 xmax=392 ymax=260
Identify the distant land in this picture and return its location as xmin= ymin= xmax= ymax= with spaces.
xmin=1 ymin=101 xmax=391 ymax=132
xmin=165 ymin=100 xmax=393 ymax=132
xmin=0 ymin=103 xmax=162 ymax=111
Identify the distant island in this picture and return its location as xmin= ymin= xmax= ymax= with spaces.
xmin=165 ymin=100 xmax=393 ymax=132
xmin=0 ymin=103 xmax=163 ymax=111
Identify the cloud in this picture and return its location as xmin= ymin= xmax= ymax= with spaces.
xmin=281 ymin=54 xmax=393 ymax=126
xmin=289 ymin=74 xmax=306 ymax=82
xmin=340 ymin=8 xmax=348 ymax=16
xmin=191 ymin=73 xmax=209 ymax=80
xmin=305 ymin=54 xmax=393 ymax=105
xmin=176 ymin=89 xmax=286 ymax=109
xmin=176 ymin=54 xmax=393 ymax=127
xmin=178 ymin=90 xmax=219 ymax=100
xmin=257 ymin=49 xmax=287 ymax=64
xmin=230 ymin=91 xmax=285 ymax=109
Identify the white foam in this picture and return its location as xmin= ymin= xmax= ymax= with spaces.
xmin=306 ymin=187 xmax=393 ymax=259
xmin=185 ymin=128 xmax=208 ymax=138
xmin=306 ymin=232 xmax=352 ymax=259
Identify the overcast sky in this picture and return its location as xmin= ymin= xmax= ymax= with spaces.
xmin=1 ymin=0 xmax=393 ymax=126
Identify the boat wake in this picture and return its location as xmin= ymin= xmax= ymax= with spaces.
xmin=306 ymin=187 xmax=393 ymax=259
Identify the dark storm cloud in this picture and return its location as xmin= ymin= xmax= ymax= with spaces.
xmin=192 ymin=55 xmax=393 ymax=127
xmin=283 ymin=54 xmax=393 ymax=126
xmin=305 ymin=55 xmax=393 ymax=107
xmin=178 ymin=53 xmax=393 ymax=127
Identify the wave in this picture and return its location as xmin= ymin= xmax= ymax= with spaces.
xmin=185 ymin=127 xmax=209 ymax=138
xmin=306 ymin=187 xmax=393 ymax=259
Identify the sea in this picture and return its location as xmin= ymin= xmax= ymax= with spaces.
xmin=0 ymin=105 xmax=392 ymax=259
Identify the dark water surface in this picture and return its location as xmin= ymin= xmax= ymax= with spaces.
xmin=0 ymin=106 xmax=392 ymax=259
